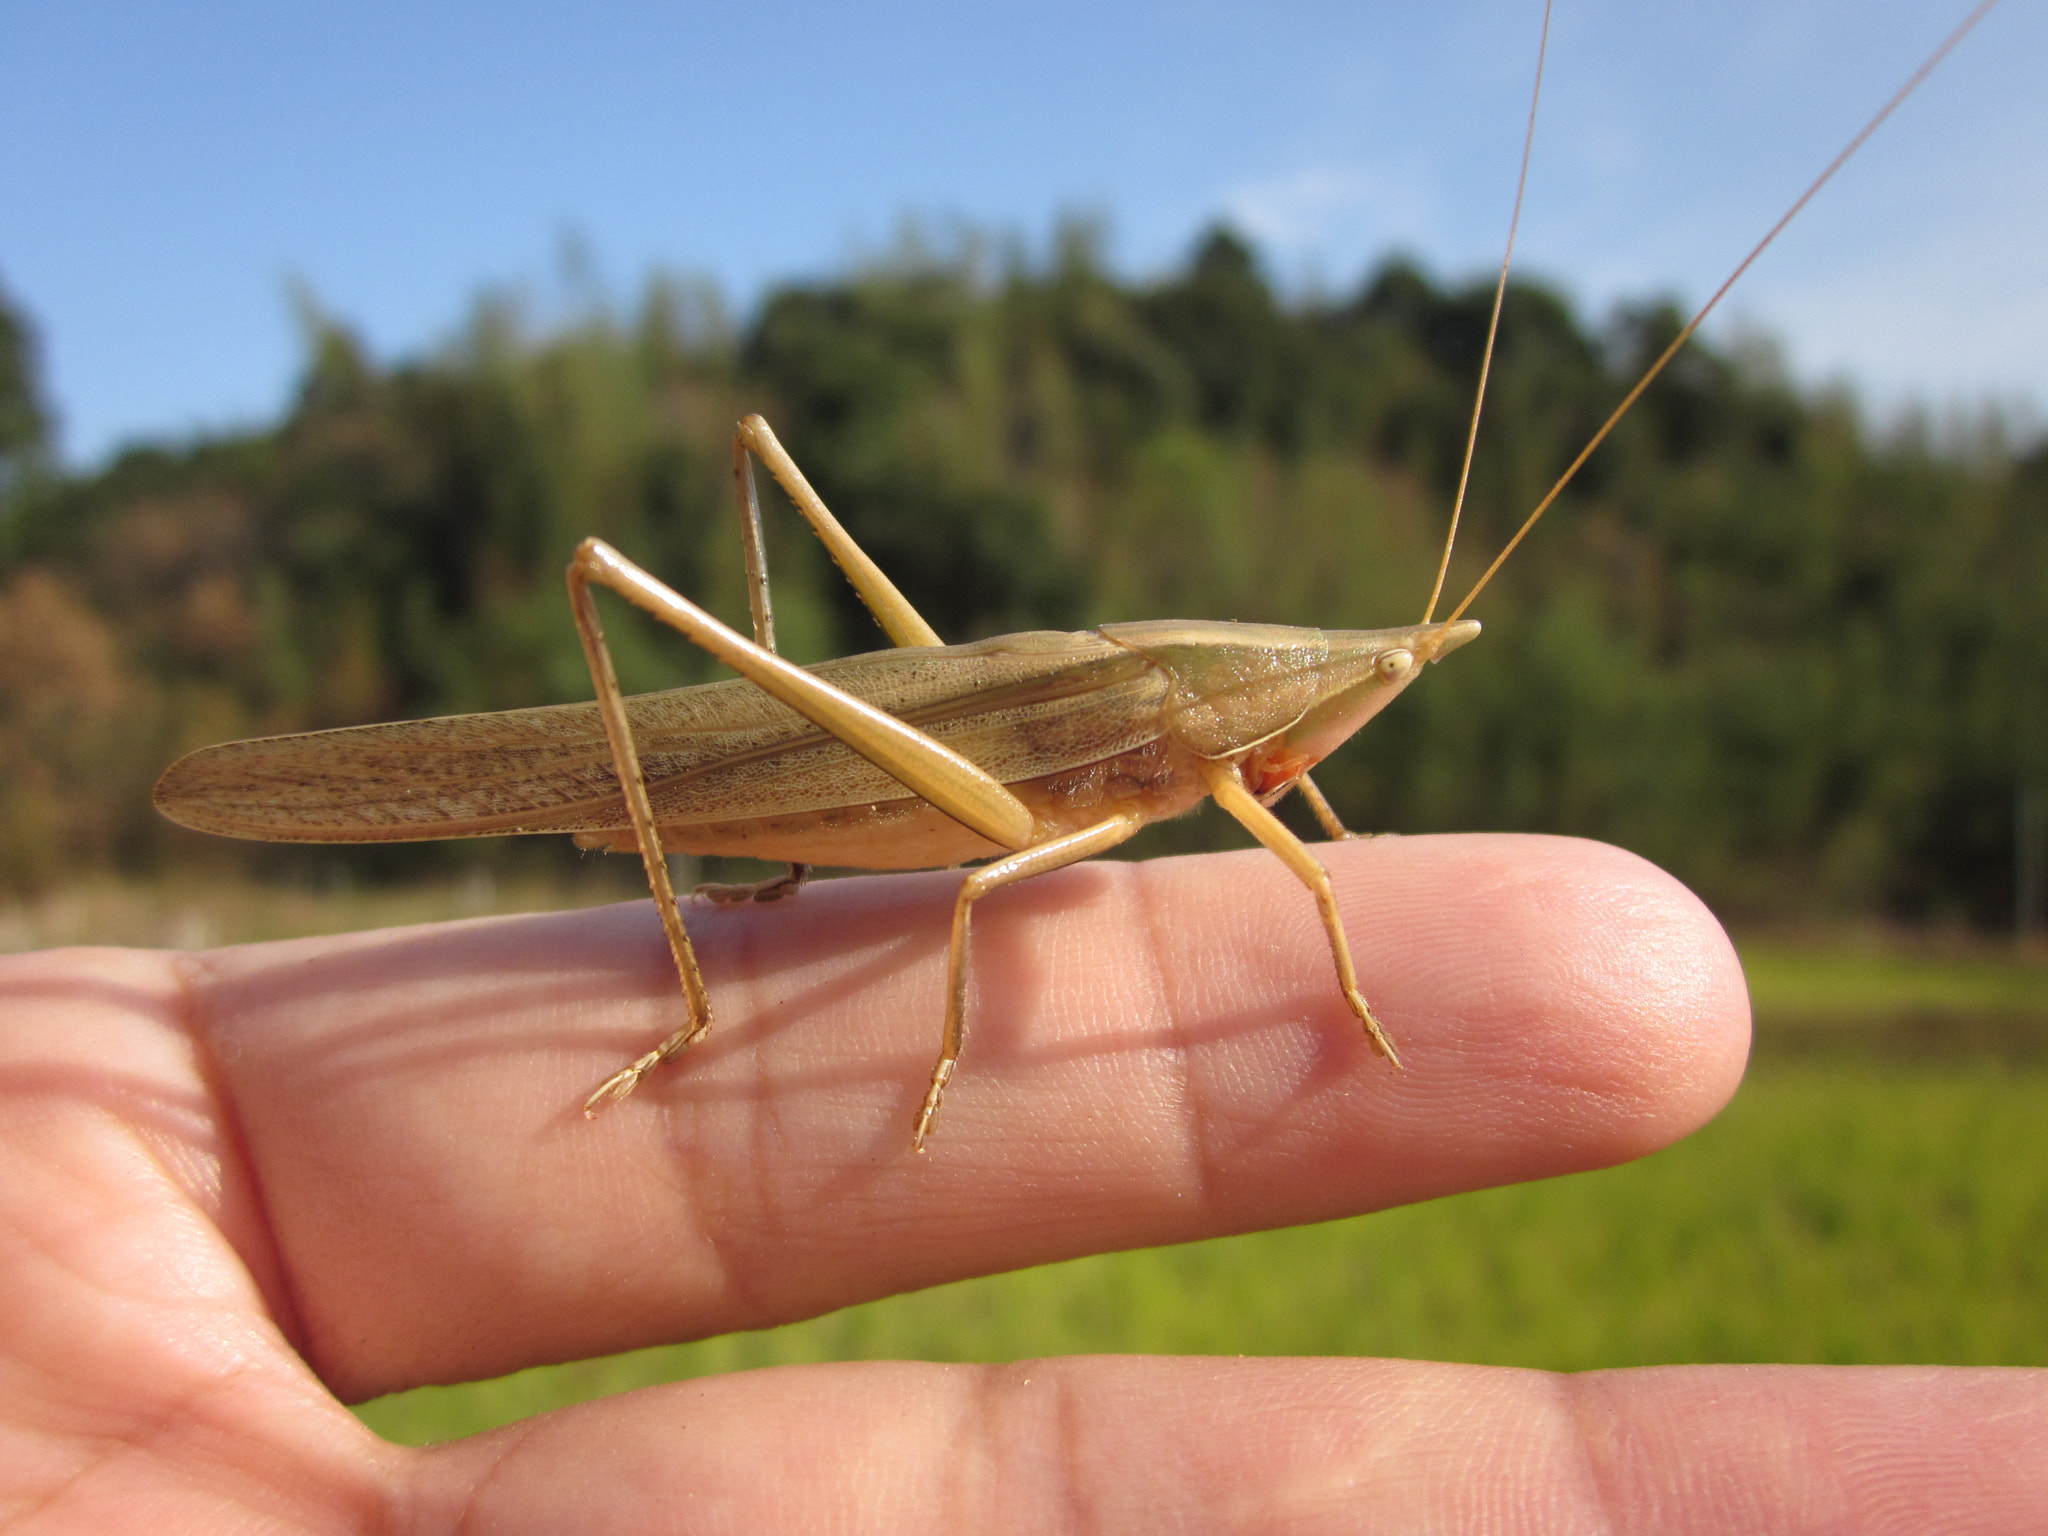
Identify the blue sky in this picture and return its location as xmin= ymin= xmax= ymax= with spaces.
xmin=4 ymin=0 xmax=2041 ymax=466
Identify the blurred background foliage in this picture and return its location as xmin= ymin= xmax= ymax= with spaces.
xmin=0 ymin=223 xmax=2043 ymax=926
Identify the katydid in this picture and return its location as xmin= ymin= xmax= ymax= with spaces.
xmin=151 ymin=2 xmax=1993 ymax=1148
xmin=154 ymin=409 xmax=1481 ymax=1146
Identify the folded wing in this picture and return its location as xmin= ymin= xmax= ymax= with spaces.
xmin=154 ymin=630 xmax=1171 ymax=843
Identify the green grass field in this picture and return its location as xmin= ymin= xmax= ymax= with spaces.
xmin=348 ymin=935 xmax=2048 ymax=1447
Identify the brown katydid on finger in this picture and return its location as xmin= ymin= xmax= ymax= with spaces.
xmin=154 ymin=442 xmax=1479 ymax=1143
xmin=151 ymin=3 xmax=1993 ymax=1146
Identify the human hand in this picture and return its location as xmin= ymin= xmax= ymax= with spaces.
xmin=4 ymin=833 xmax=2041 ymax=1532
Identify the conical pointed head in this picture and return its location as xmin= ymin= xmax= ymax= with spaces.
xmin=1276 ymin=617 xmax=1479 ymax=769
xmin=1098 ymin=617 xmax=1480 ymax=773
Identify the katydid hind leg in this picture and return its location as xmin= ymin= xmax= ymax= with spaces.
xmin=571 ymin=539 xmax=1034 ymax=849
xmin=566 ymin=535 xmax=1039 ymax=1115
xmin=915 ymin=811 xmax=1149 ymax=1150
xmin=1199 ymin=758 xmax=1401 ymax=1066
xmin=735 ymin=414 xmax=944 ymax=649
xmin=567 ymin=567 xmax=717 ymax=1114
xmin=699 ymin=417 xmax=954 ymax=906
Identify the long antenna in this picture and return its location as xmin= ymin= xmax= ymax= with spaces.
xmin=1423 ymin=0 xmax=1553 ymax=624
xmin=1444 ymin=0 xmax=1999 ymax=628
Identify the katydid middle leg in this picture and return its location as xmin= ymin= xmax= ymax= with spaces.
xmin=914 ymin=809 xmax=1149 ymax=1149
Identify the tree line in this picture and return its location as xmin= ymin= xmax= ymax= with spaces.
xmin=0 ymin=225 xmax=2042 ymax=927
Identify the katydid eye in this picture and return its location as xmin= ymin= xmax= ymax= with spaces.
xmin=1376 ymin=649 xmax=1414 ymax=681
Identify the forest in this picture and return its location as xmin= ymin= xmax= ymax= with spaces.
xmin=0 ymin=224 xmax=2042 ymax=928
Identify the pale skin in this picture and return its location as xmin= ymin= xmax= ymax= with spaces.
xmin=6 ymin=832 xmax=2044 ymax=1532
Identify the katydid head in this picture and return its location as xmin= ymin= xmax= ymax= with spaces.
xmin=1273 ymin=618 xmax=1481 ymax=779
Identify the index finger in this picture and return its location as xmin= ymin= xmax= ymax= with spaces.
xmin=187 ymin=832 xmax=1748 ymax=1400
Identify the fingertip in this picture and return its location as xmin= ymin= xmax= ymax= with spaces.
xmin=1340 ymin=833 xmax=1752 ymax=1170
xmin=1522 ymin=835 xmax=1752 ymax=1150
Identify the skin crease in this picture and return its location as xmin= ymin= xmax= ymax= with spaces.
xmin=1 ymin=833 xmax=2043 ymax=1533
